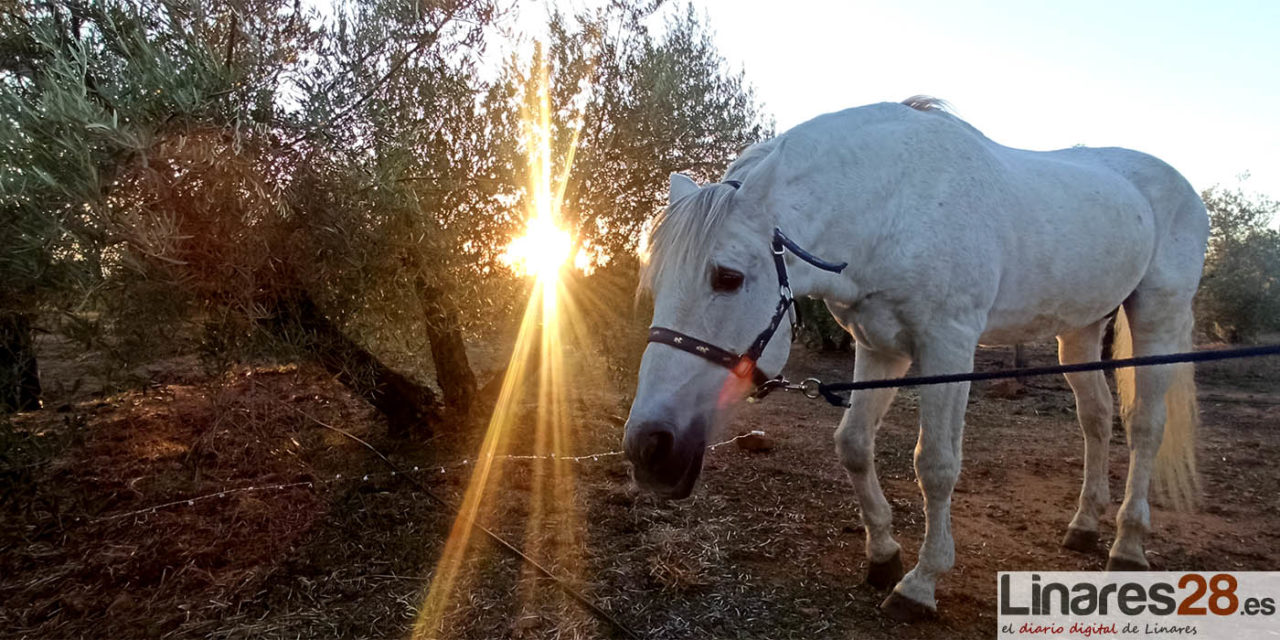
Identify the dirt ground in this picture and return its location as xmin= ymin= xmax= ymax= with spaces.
xmin=2 ymin=339 xmax=1278 ymax=639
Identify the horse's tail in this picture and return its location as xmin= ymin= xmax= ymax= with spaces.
xmin=1112 ymin=306 xmax=1201 ymax=510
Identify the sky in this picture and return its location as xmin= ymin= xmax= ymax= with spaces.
xmin=516 ymin=0 xmax=1278 ymax=208
xmin=672 ymin=0 xmax=1279 ymax=205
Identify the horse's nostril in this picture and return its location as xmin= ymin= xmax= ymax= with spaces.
xmin=639 ymin=429 xmax=674 ymax=466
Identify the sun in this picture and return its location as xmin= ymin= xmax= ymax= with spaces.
xmin=503 ymin=215 xmax=572 ymax=281
xmin=497 ymin=41 xmax=583 ymax=284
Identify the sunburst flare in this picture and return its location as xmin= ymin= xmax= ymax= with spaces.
xmin=413 ymin=44 xmax=593 ymax=638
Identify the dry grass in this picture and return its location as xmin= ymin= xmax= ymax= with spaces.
xmin=643 ymin=523 xmax=724 ymax=593
xmin=3 ymin=341 xmax=1279 ymax=639
xmin=0 ymin=364 xmax=380 ymax=638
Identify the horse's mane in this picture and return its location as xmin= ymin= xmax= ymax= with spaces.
xmin=638 ymin=139 xmax=779 ymax=295
xmin=901 ymin=95 xmax=952 ymax=113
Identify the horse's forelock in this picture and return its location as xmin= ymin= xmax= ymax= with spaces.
xmin=638 ymin=185 xmax=739 ymax=297
xmin=637 ymin=139 xmax=780 ymax=300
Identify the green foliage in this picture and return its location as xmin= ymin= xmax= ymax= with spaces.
xmin=1 ymin=0 xmax=504 ymax=388
xmin=284 ymin=0 xmax=517 ymax=375
xmin=0 ymin=0 xmax=770 ymax=401
xmin=1196 ymin=183 xmax=1280 ymax=343
xmin=2 ymin=0 xmax=243 ymax=380
xmin=551 ymin=4 xmax=774 ymax=265
xmin=518 ymin=4 xmax=772 ymax=382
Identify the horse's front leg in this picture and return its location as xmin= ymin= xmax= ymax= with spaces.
xmin=882 ymin=340 xmax=974 ymax=621
xmin=834 ymin=345 xmax=912 ymax=589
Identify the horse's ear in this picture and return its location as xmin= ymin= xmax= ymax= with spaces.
xmin=669 ymin=173 xmax=699 ymax=203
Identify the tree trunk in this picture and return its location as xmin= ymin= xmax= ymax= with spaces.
xmin=417 ymin=279 xmax=476 ymax=418
xmin=1 ymin=312 xmax=42 ymax=413
xmin=1012 ymin=343 xmax=1028 ymax=368
xmin=272 ymin=290 xmax=440 ymax=439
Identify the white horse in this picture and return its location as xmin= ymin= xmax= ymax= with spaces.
xmin=623 ymin=97 xmax=1207 ymax=620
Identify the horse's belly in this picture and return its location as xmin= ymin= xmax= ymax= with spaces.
xmin=980 ymin=230 xmax=1153 ymax=345
xmin=979 ymin=312 xmax=1096 ymax=345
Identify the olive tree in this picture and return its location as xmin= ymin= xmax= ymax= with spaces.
xmin=1196 ymin=183 xmax=1280 ymax=343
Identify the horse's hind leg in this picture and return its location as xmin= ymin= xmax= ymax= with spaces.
xmin=834 ymin=345 xmax=911 ymax=590
xmin=1058 ymin=318 xmax=1113 ymax=552
xmin=1110 ymin=294 xmax=1197 ymax=571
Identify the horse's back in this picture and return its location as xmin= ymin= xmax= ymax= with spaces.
xmin=1036 ymin=145 xmax=1207 ymax=232
xmin=774 ymin=103 xmax=1207 ymax=345
xmin=905 ymin=113 xmax=1211 ymax=333
xmin=975 ymin=144 xmax=1206 ymax=342
xmin=786 ymin=102 xmax=1204 ymax=237
xmin=1036 ymin=146 xmax=1209 ymax=297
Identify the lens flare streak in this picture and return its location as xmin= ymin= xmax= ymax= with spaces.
xmin=413 ymin=47 xmax=592 ymax=638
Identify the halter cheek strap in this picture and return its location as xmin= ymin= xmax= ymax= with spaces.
xmin=647 ymin=218 xmax=848 ymax=391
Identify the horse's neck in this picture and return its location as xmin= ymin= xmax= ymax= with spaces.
xmin=768 ymin=174 xmax=901 ymax=305
xmin=773 ymin=202 xmax=874 ymax=305
xmin=766 ymin=107 xmax=995 ymax=305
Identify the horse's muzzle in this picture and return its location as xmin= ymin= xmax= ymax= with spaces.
xmin=623 ymin=418 xmax=706 ymax=499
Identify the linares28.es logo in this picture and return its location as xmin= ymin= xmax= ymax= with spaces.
xmin=1000 ymin=574 xmax=1276 ymax=617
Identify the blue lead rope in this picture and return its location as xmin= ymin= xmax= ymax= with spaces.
xmin=797 ymin=343 xmax=1280 ymax=408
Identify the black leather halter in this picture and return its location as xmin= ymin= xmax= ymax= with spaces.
xmin=647 ymin=193 xmax=848 ymax=394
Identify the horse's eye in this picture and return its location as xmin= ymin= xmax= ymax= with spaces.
xmin=710 ymin=266 xmax=744 ymax=292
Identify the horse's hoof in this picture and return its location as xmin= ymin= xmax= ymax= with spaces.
xmin=880 ymin=591 xmax=938 ymax=622
xmin=1061 ymin=527 xmax=1100 ymax=552
xmin=1106 ymin=556 xmax=1149 ymax=572
xmin=866 ymin=551 xmax=904 ymax=590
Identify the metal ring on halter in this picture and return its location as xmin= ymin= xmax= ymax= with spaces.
xmin=799 ymin=378 xmax=823 ymax=399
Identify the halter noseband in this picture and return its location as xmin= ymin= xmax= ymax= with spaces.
xmin=647 ymin=180 xmax=848 ymax=396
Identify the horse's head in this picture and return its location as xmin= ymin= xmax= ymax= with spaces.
xmin=623 ymin=173 xmax=793 ymax=499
